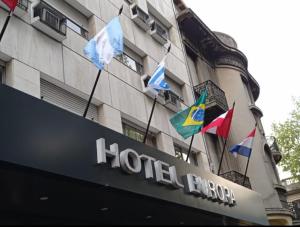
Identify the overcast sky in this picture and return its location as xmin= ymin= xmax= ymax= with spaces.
xmin=184 ymin=0 xmax=300 ymax=179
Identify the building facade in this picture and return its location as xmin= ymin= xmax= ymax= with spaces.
xmin=282 ymin=177 xmax=300 ymax=225
xmin=0 ymin=0 xmax=292 ymax=225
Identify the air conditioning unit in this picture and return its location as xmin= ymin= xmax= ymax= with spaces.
xmin=141 ymin=74 xmax=165 ymax=104
xmin=130 ymin=4 xmax=150 ymax=32
xmin=41 ymin=8 xmax=60 ymax=31
xmin=164 ymin=90 xmax=180 ymax=112
xmin=31 ymin=3 xmax=67 ymax=42
xmin=149 ymin=20 xmax=168 ymax=45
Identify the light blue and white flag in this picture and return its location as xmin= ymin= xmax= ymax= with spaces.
xmin=147 ymin=56 xmax=170 ymax=93
xmin=84 ymin=17 xmax=123 ymax=70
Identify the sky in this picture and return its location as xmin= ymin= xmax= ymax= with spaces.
xmin=184 ymin=0 xmax=300 ymax=179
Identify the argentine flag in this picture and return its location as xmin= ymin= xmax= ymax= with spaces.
xmin=229 ymin=128 xmax=256 ymax=158
xmin=84 ymin=17 xmax=123 ymax=70
xmin=147 ymin=57 xmax=170 ymax=93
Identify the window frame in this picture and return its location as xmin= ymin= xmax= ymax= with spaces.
xmin=122 ymin=120 xmax=156 ymax=148
xmin=115 ymin=48 xmax=144 ymax=75
xmin=65 ymin=18 xmax=88 ymax=39
xmin=174 ymin=144 xmax=198 ymax=166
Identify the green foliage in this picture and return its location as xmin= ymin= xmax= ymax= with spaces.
xmin=272 ymin=97 xmax=300 ymax=180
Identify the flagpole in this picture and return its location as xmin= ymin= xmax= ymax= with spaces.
xmin=242 ymin=152 xmax=251 ymax=186
xmin=217 ymin=101 xmax=235 ymax=176
xmin=83 ymin=70 xmax=101 ymax=118
xmin=83 ymin=5 xmax=123 ymax=118
xmin=242 ymin=123 xmax=257 ymax=186
xmin=0 ymin=10 xmax=13 ymax=43
xmin=185 ymin=135 xmax=194 ymax=162
xmin=143 ymin=96 xmax=157 ymax=143
xmin=143 ymin=44 xmax=171 ymax=143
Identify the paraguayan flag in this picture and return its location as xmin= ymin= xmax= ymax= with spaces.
xmin=84 ymin=17 xmax=123 ymax=70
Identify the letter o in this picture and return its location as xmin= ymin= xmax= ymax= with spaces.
xmin=120 ymin=149 xmax=142 ymax=174
xmin=216 ymin=184 xmax=225 ymax=202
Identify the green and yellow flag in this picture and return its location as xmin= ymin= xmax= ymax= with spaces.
xmin=170 ymin=90 xmax=207 ymax=139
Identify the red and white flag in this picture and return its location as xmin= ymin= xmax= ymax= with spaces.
xmin=201 ymin=107 xmax=234 ymax=139
xmin=1 ymin=0 xmax=18 ymax=11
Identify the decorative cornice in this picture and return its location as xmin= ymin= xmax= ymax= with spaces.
xmin=249 ymin=104 xmax=263 ymax=118
xmin=176 ymin=8 xmax=260 ymax=101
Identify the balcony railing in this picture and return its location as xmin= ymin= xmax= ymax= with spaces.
xmin=194 ymin=80 xmax=228 ymax=125
xmin=282 ymin=177 xmax=300 ymax=187
xmin=266 ymin=136 xmax=282 ymax=164
xmin=286 ymin=201 xmax=298 ymax=219
xmin=220 ymin=171 xmax=251 ymax=189
xmin=18 ymin=0 xmax=29 ymax=11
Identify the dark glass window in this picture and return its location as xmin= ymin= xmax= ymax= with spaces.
xmin=122 ymin=121 xmax=156 ymax=148
xmin=65 ymin=19 xmax=88 ymax=39
xmin=116 ymin=52 xmax=143 ymax=75
xmin=174 ymin=145 xmax=198 ymax=166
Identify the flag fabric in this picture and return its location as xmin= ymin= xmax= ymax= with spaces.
xmin=1 ymin=0 xmax=18 ymax=11
xmin=229 ymin=128 xmax=256 ymax=157
xmin=201 ymin=106 xmax=234 ymax=139
xmin=84 ymin=17 xmax=123 ymax=70
xmin=170 ymin=91 xmax=207 ymax=139
xmin=147 ymin=56 xmax=170 ymax=94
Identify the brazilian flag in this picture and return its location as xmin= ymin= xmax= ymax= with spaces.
xmin=170 ymin=90 xmax=207 ymax=139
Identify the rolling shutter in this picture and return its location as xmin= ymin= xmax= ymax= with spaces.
xmin=40 ymin=79 xmax=98 ymax=122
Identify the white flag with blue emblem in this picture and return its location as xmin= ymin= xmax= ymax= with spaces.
xmin=147 ymin=56 xmax=171 ymax=93
xmin=84 ymin=17 xmax=123 ymax=70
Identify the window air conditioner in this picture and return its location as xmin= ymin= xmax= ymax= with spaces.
xmin=130 ymin=4 xmax=150 ymax=32
xmin=164 ymin=90 xmax=180 ymax=112
xmin=150 ymin=20 xmax=168 ymax=45
xmin=41 ymin=8 xmax=60 ymax=32
xmin=141 ymin=74 xmax=165 ymax=104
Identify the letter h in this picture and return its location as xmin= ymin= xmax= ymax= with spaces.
xmin=96 ymin=138 xmax=120 ymax=168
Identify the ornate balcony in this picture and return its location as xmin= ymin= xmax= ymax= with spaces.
xmin=194 ymin=80 xmax=228 ymax=125
xmin=267 ymin=136 xmax=282 ymax=164
xmin=220 ymin=171 xmax=251 ymax=189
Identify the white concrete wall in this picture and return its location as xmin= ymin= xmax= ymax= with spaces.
xmin=5 ymin=59 xmax=40 ymax=98
xmin=215 ymin=67 xmax=283 ymax=209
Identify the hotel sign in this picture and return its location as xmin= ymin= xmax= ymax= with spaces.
xmin=0 ymin=85 xmax=268 ymax=225
xmin=97 ymin=138 xmax=236 ymax=206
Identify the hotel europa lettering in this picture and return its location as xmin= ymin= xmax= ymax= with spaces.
xmin=97 ymin=138 xmax=236 ymax=206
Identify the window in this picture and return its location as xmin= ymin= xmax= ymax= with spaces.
xmin=174 ymin=145 xmax=198 ymax=166
xmin=122 ymin=121 xmax=156 ymax=148
xmin=115 ymin=47 xmax=143 ymax=75
xmin=65 ymin=18 xmax=88 ymax=39
xmin=40 ymin=79 xmax=98 ymax=122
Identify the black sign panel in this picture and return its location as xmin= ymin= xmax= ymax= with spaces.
xmin=0 ymin=85 xmax=268 ymax=225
